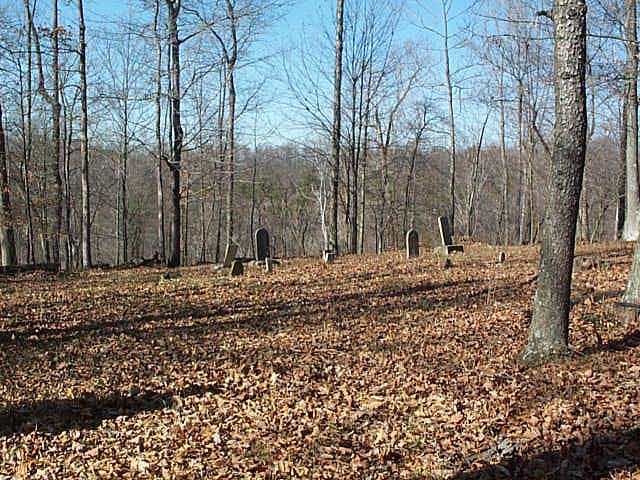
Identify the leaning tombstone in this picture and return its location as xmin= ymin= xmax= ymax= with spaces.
xmin=255 ymin=228 xmax=270 ymax=261
xmin=229 ymin=260 xmax=244 ymax=276
xmin=436 ymin=216 xmax=464 ymax=255
xmin=223 ymin=244 xmax=238 ymax=268
xmin=406 ymin=229 xmax=419 ymax=259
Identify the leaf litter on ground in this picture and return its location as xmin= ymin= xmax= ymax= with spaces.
xmin=0 ymin=242 xmax=639 ymax=479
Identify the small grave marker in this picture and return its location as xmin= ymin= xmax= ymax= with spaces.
xmin=265 ymin=257 xmax=273 ymax=273
xmin=229 ymin=260 xmax=244 ymax=276
xmin=255 ymin=228 xmax=270 ymax=261
xmin=406 ymin=229 xmax=419 ymax=259
xmin=223 ymin=244 xmax=238 ymax=268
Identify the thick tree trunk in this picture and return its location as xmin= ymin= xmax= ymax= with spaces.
xmin=622 ymin=0 xmax=640 ymax=241
xmin=331 ymin=0 xmax=344 ymax=254
xmin=522 ymin=0 xmax=587 ymax=363
xmin=0 ymin=101 xmax=17 ymax=266
xmin=166 ymin=0 xmax=182 ymax=268
xmin=78 ymin=0 xmax=91 ymax=269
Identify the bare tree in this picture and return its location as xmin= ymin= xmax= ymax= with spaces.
xmin=522 ymin=1 xmax=587 ymax=363
xmin=331 ymin=0 xmax=345 ymax=254
xmin=0 ymin=100 xmax=17 ymax=266
xmin=441 ymin=0 xmax=457 ymax=236
xmin=166 ymin=0 xmax=183 ymax=267
xmin=153 ymin=0 xmax=166 ymax=262
xmin=622 ymin=0 xmax=639 ymax=241
xmin=78 ymin=0 xmax=91 ymax=268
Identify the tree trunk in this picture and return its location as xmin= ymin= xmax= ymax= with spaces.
xmin=331 ymin=0 xmax=344 ymax=254
xmin=78 ymin=0 xmax=91 ymax=269
xmin=622 ymin=0 xmax=639 ymax=241
xmin=0 ymin=101 xmax=17 ymax=266
xmin=499 ymin=66 xmax=509 ymax=245
xmin=153 ymin=0 xmax=166 ymax=263
xmin=166 ymin=0 xmax=182 ymax=268
xmin=442 ymin=0 xmax=457 ymax=236
xmin=51 ymin=0 xmax=63 ymax=266
xmin=21 ymin=0 xmax=35 ymax=263
xmin=522 ymin=0 xmax=587 ymax=363
xmin=225 ymin=67 xmax=236 ymax=248
xmin=617 ymin=97 xmax=627 ymax=240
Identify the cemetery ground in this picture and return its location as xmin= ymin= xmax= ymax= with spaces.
xmin=1 ymin=243 xmax=640 ymax=479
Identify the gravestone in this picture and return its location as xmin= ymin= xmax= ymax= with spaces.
xmin=255 ymin=228 xmax=270 ymax=261
xmin=229 ymin=260 xmax=244 ymax=276
xmin=406 ymin=229 xmax=419 ymax=259
xmin=323 ymin=250 xmax=336 ymax=264
xmin=223 ymin=244 xmax=238 ymax=268
xmin=436 ymin=216 xmax=464 ymax=255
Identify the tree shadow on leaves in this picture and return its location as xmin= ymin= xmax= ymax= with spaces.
xmin=0 ymin=383 xmax=221 ymax=437
xmin=0 ymin=277 xmax=485 ymax=351
xmin=453 ymin=427 xmax=640 ymax=479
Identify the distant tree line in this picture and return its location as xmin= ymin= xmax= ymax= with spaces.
xmin=0 ymin=0 xmax=633 ymax=269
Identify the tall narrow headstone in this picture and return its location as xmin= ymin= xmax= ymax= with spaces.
xmin=436 ymin=216 xmax=464 ymax=254
xmin=255 ymin=228 xmax=270 ymax=261
xmin=437 ymin=216 xmax=453 ymax=246
xmin=406 ymin=229 xmax=419 ymax=259
xmin=223 ymin=244 xmax=238 ymax=268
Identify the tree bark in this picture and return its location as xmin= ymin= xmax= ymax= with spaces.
xmin=166 ymin=0 xmax=182 ymax=268
xmin=51 ymin=0 xmax=63 ymax=266
xmin=622 ymin=0 xmax=640 ymax=241
xmin=522 ymin=0 xmax=587 ymax=363
xmin=78 ymin=0 xmax=91 ymax=269
xmin=153 ymin=0 xmax=166 ymax=263
xmin=21 ymin=0 xmax=35 ymax=263
xmin=331 ymin=0 xmax=344 ymax=254
xmin=0 ymin=101 xmax=17 ymax=266
xmin=442 ymin=0 xmax=457 ymax=236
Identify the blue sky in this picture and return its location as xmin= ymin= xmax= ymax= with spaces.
xmin=48 ymin=0 xmax=487 ymax=146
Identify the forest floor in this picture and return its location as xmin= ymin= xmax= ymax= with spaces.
xmin=1 ymin=242 xmax=640 ymax=479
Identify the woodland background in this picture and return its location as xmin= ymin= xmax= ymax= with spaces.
xmin=0 ymin=0 xmax=629 ymax=268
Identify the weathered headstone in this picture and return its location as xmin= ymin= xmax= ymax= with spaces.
xmin=323 ymin=250 xmax=336 ymax=264
xmin=229 ymin=260 xmax=244 ymax=276
xmin=223 ymin=244 xmax=238 ymax=268
xmin=436 ymin=216 xmax=464 ymax=255
xmin=497 ymin=251 xmax=506 ymax=264
xmin=438 ymin=216 xmax=453 ymax=246
xmin=265 ymin=257 xmax=273 ymax=273
xmin=255 ymin=228 xmax=270 ymax=261
xmin=406 ymin=229 xmax=419 ymax=259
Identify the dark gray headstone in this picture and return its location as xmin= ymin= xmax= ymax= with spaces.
xmin=406 ymin=229 xmax=419 ymax=259
xmin=438 ymin=216 xmax=453 ymax=246
xmin=223 ymin=244 xmax=238 ymax=268
xmin=436 ymin=216 xmax=464 ymax=254
xmin=255 ymin=228 xmax=270 ymax=261
xmin=229 ymin=260 xmax=244 ymax=276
